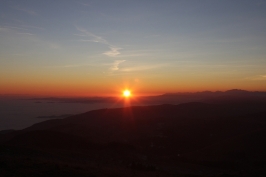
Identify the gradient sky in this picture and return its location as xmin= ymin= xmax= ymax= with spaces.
xmin=1 ymin=0 xmax=266 ymax=96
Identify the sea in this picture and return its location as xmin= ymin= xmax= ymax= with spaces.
xmin=0 ymin=97 xmax=124 ymax=131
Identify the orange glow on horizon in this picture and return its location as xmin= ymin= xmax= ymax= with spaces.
xmin=1 ymin=78 xmax=266 ymax=97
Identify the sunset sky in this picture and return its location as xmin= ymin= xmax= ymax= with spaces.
xmin=1 ymin=0 xmax=266 ymax=96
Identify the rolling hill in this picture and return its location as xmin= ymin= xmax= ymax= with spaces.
xmin=1 ymin=93 xmax=266 ymax=176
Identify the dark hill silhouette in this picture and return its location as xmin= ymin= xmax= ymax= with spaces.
xmin=1 ymin=95 xmax=266 ymax=176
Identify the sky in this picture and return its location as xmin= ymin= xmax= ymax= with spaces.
xmin=0 ymin=0 xmax=266 ymax=96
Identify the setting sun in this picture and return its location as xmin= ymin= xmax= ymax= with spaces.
xmin=123 ymin=90 xmax=131 ymax=97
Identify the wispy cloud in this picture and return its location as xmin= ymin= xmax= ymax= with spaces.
xmin=75 ymin=26 xmax=125 ymax=73
xmin=245 ymin=75 xmax=266 ymax=81
xmin=0 ymin=26 xmax=27 ymax=32
xmin=0 ymin=25 xmax=60 ymax=51
xmin=104 ymin=47 xmax=122 ymax=57
xmin=115 ymin=51 xmax=152 ymax=58
xmin=0 ymin=26 xmax=31 ymax=35
xmin=0 ymin=24 xmax=43 ymax=35
xmin=75 ymin=26 xmax=122 ymax=57
xmin=47 ymin=63 xmax=94 ymax=68
xmin=21 ymin=25 xmax=44 ymax=30
xmin=120 ymin=64 xmax=168 ymax=72
xmin=12 ymin=19 xmax=45 ymax=30
xmin=76 ymin=26 xmax=109 ymax=45
xmin=110 ymin=60 xmax=125 ymax=71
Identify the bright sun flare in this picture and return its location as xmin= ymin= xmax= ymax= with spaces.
xmin=123 ymin=90 xmax=131 ymax=97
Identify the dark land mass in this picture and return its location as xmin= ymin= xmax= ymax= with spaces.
xmin=36 ymin=114 xmax=74 ymax=119
xmin=1 ymin=90 xmax=266 ymax=176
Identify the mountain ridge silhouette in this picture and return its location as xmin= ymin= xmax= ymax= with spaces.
xmin=1 ymin=90 xmax=266 ymax=176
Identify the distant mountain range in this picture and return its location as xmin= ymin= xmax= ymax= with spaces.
xmin=24 ymin=89 xmax=266 ymax=106
xmin=1 ymin=92 xmax=266 ymax=176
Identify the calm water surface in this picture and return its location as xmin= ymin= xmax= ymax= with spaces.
xmin=0 ymin=98 xmax=123 ymax=130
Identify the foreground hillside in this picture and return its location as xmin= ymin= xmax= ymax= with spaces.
xmin=1 ymin=100 xmax=266 ymax=176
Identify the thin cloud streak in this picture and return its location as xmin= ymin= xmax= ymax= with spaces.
xmin=75 ymin=26 xmax=122 ymax=57
xmin=0 ymin=26 xmax=27 ymax=32
xmin=120 ymin=64 xmax=168 ymax=72
xmin=104 ymin=47 xmax=122 ymax=57
xmin=245 ymin=75 xmax=266 ymax=81
xmin=21 ymin=25 xmax=45 ymax=30
xmin=0 ymin=26 xmax=60 ymax=50
xmin=12 ymin=19 xmax=45 ymax=30
xmin=110 ymin=60 xmax=125 ymax=71
xmin=76 ymin=26 xmax=109 ymax=45
xmin=114 ymin=49 xmax=156 ymax=58
xmin=0 ymin=25 xmax=44 ymax=34
xmin=46 ymin=63 xmax=94 ymax=68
